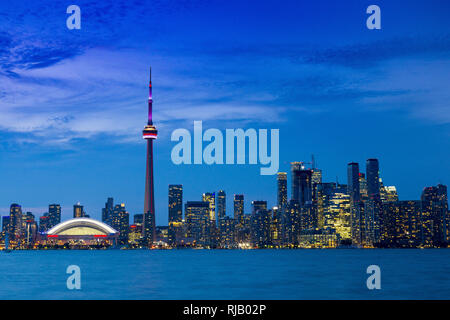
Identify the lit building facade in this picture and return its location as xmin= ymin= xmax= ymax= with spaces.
xmin=233 ymin=194 xmax=244 ymax=226
xmin=382 ymin=200 xmax=421 ymax=247
xmin=110 ymin=203 xmax=129 ymax=245
xmin=421 ymin=184 xmax=448 ymax=247
xmin=217 ymin=190 xmax=226 ymax=220
xmin=185 ymin=201 xmax=210 ymax=247
xmin=202 ymin=192 xmax=216 ymax=222
xmin=48 ymin=204 xmax=61 ymax=229
xmin=219 ymin=216 xmax=235 ymax=248
xmin=73 ymin=203 xmax=85 ymax=218
xmin=168 ymin=184 xmax=183 ymax=245
xmin=250 ymin=208 xmax=272 ymax=247
xmin=277 ymin=172 xmax=288 ymax=209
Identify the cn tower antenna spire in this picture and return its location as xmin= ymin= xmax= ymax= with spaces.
xmin=148 ymin=66 xmax=153 ymax=125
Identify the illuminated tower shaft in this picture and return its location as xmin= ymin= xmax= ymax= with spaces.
xmin=143 ymin=68 xmax=158 ymax=244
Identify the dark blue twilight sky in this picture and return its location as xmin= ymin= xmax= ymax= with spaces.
xmin=0 ymin=0 xmax=449 ymax=224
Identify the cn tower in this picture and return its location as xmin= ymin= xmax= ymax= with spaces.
xmin=143 ymin=67 xmax=157 ymax=245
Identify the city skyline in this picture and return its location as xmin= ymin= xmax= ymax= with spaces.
xmin=1 ymin=0 xmax=450 ymax=225
xmin=0 ymin=155 xmax=447 ymax=225
xmin=1 ymin=63 xmax=447 ymax=249
xmin=3 ymin=155 xmax=447 ymax=249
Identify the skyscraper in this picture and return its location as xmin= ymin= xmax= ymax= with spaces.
xmin=143 ymin=68 xmax=158 ymax=245
xmin=217 ymin=190 xmax=226 ymax=220
xmin=277 ymin=172 xmax=288 ymax=208
xmin=73 ymin=203 xmax=85 ymax=218
xmin=168 ymin=185 xmax=183 ymax=245
xmin=421 ymin=184 xmax=448 ymax=247
xmin=382 ymin=200 xmax=421 ymax=247
xmin=327 ymin=191 xmax=351 ymax=240
xmin=365 ymin=158 xmax=382 ymax=245
xmin=347 ymin=163 xmax=364 ymax=246
xmin=169 ymin=185 xmax=183 ymax=223
xmin=292 ymin=167 xmax=313 ymax=207
xmin=48 ymin=204 xmax=61 ymax=229
xmin=185 ymin=201 xmax=210 ymax=246
xmin=359 ymin=173 xmax=368 ymax=201
xmin=111 ymin=203 xmax=129 ymax=245
xmin=250 ymin=208 xmax=272 ymax=247
xmin=366 ymin=159 xmax=380 ymax=199
xmin=284 ymin=200 xmax=301 ymax=245
xmin=102 ymin=197 xmax=114 ymax=225
xmin=290 ymin=162 xmax=302 ymax=201
xmin=9 ymin=204 xmax=23 ymax=243
xmin=218 ymin=216 xmax=235 ymax=248
xmin=202 ymin=192 xmax=216 ymax=222
xmin=347 ymin=163 xmax=360 ymax=203
xmin=234 ymin=194 xmax=244 ymax=225
xmin=39 ymin=215 xmax=50 ymax=233
xmin=23 ymin=212 xmax=37 ymax=246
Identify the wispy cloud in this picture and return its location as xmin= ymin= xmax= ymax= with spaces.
xmin=1 ymin=0 xmax=449 ymax=149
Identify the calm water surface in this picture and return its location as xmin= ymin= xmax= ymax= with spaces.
xmin=0 ymin=249 xmax=449 ymax=300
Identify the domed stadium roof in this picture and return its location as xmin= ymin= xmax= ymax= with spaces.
xmin=46 ymin=218 xmax=118 ymax=236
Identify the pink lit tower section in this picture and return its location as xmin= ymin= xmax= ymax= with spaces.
xmin=143 ymin=67 xmax=157 ymax=244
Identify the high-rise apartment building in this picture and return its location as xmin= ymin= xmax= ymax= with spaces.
xmin=168 ymin=185 xmax=183 ymax=245
xmin=217 ymin=190 xmax=226 ymax=220
xmin=421 ymin=184 xmax=448 ymax=247
xmin=277 ymin=172 xmax=288 ymax=209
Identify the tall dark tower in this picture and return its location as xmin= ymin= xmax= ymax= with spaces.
xmin=347 ymin=162 xmax=360 ymax=202
xmin=366 ymin=158 xmax=380 ymax=199
xmin=143 ymin=67 xmax=158 ymax=244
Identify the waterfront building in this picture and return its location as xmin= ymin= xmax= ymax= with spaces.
xmin=9 ymin=204 xmax=23 ymax=244
xmin=111 ymin=204 xmax=129 ymax=245
xmin=185 ymin=201 xmax=210 ymax=247
xmin=298 ymin=229 xmax=340 ymax=248
xmin=421 ymin=184 xmax=448 ymax=247
xmin=382 ymin=200 xmax=422 ymax=247
xmin=168 ymin=185 xmax=183 ymax=245
xmin=218 ymin=216 xmax=235 ymax=248
xmin=250 ymin=208 xmax=272 ymax=247
xmin=326 ymin=190 xmax=351 ymax=240
xmin=271 ymin=206 xmax=283 ymax=245
xmin=283 ymin=200 xmax=301 ymax=245
xmin=128 ymin=224 xmax=142 ymax=246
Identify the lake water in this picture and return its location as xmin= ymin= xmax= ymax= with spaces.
xmin=0 ymin=249 xmax=449 ymax=300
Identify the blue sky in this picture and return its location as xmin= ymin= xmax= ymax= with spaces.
xmin=0 ymin=0 xmax=449 ymax=224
